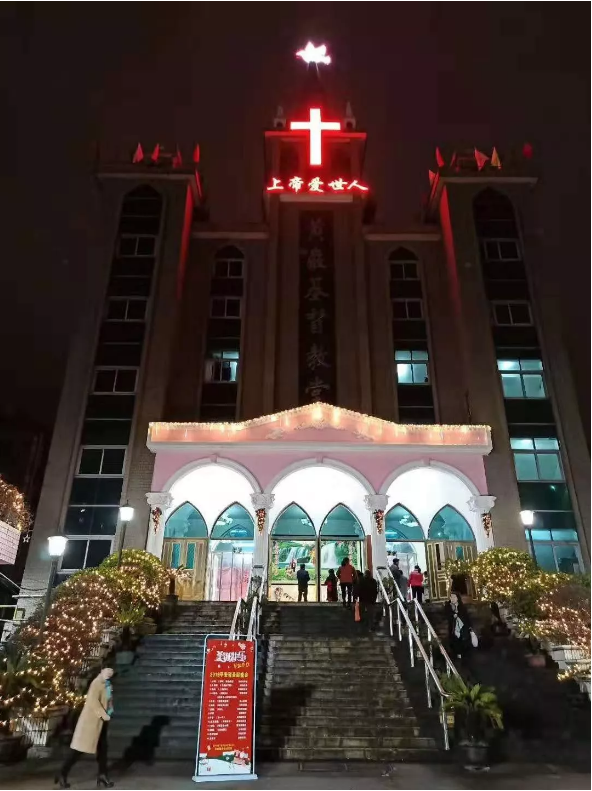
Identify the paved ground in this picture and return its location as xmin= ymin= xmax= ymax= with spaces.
xmin=0 ymin=761 xmax=589 ymax=790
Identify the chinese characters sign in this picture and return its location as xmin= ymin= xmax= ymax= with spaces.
xmin=267 ymin=176 xmax=368 ymax=194
xmin=299 ymin=211 xmax=336 ymax=405
xmin=194 ymin=638 xmax=256 ymax=781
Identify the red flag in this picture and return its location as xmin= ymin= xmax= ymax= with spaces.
xmin=151 ymin=144 xmax=160 ymax=162
xmin=474 ymin=148 xmax=489 ymax=170
xmin=172 ymin=146 xmax=182 ymax=168
xmin=435 ymin=147 xmax=445 ymax=168
xmin=193 ymin=144 xmax=201 ymax=163
xmin=491 ymin=147 xmax=501 ymax=168
xmin=523 ymin=142 xmax=533 ymax=159
xmin=132 ymin=143 xmax=143 ymax=164
xmin=428 ymin=169 xmax=436 ymax=186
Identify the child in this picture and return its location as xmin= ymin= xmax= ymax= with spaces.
xmin=323 ymin=569 xmax=338 ymax=602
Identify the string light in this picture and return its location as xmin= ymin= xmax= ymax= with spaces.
xmin=149 ymin=403 xmax=491 ymax=446
xmin=1 ymin=550 xmax=170 ymax=726
xmin=0 ymin=476 xmax=32 ymax=533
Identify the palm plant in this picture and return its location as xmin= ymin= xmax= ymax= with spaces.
xmin=441 ymin=674 xmax=503 ymax=743
xmin=115 ymin=604 xmax=146 ymax=650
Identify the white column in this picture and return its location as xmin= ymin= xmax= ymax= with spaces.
xmin=250 ymin=493 xmax=275 ymax=571
xmin=467 ymin=494 xmax=497 ymax=552
xmin=364 ymin=493 xmax=389 ymax=570
xmin=145 ymin=492 xmax=174 ymax=559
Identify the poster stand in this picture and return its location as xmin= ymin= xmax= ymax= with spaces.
xmin=193 ymin=634 xmax=258 ymax=784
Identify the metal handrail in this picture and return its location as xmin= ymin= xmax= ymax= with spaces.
xmin=247 ymin=595 xmax=258 ymax=640
xmin=375 ymin=572 xmax=451 ymax=750
xmin=377 ymin=566 xmax=461 ymax=681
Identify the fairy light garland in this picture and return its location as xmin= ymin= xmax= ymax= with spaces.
xmin=0 ymin=550 xmax=170 ymax=722
xmin=0 ymin=476 xmax=32 ymax=532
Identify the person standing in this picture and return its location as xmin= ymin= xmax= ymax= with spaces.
xmin=389 ymin=558 xmax=408 ymax=602
xmin=337 ymin=557 xmax=355 ymax=608
xmin=358 ymin=570 xmax=379 ymax=631
xmin=445 ymin=591 xmax=474 ymax=660
xmin=56 ymin=668 xmax=115 ymax=789
xmin=296 ymin=563 xmax=310 ymax=602
xmin=323 ymin=568 xmax=338 ymax=602
xmin=408 ymin=565 xmax=425 ymax=604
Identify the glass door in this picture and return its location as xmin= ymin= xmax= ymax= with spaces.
xmin=319 ymin=540 xmax=363 ymax=601
xmin=269 ymin=539 xmax=318 ymax=602
xmin=209 ymin=540 xmax=253 ymax=601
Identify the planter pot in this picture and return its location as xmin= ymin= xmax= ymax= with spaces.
xmin=14 ymin=706 xmax=69 ymax=747
xmin=115 ymin=650 xmax=135 ymax=667
xmin=0 ymin=733 xmax=23 ymax=763
xmin=459 ymin=740 xmax=489 ymax=768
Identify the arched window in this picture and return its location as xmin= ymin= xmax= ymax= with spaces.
xmin=214 ymin=245 xmax=244 ymax=279
xmin=428 ymin=506 xmax=474 ymax=542
xmin=210 ymin=502 xmax=254 ymax=540
xmin=388 ymin=247 xmax=419 ymax=282
xmin=385 ymin=504 xmax=424 ymax=541
xmin=473 ymin=188 xmax=521 ymax=256
xmin=117 ymin=186 xmax=162 ymax=257
xmin=272 ymin=503 xmax=316 ymax=538
xmin=320 ymin=504 xmax=364 ymax=538
xmin=164 ymin=502 xmax=208 ymax=539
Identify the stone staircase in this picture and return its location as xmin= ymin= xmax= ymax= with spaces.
xmin=422 ymin=601 xmax=591 ymax=763
xmin=109 ymin=602 xmax=235 ymax=763
xmin=257 ymin=603 xmax=438 ymax=762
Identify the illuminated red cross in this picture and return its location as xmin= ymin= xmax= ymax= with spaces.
xmin=290 ymin=108 xmax=341 ymax=166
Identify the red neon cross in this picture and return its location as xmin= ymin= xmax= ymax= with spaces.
xmin=290 ymin=108 xmax=341 ymax=166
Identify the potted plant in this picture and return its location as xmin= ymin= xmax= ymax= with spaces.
xmin=114 ymin=605 xmax=145 ymax=667
xmin=441 ymin=675 xmax=503 ymax=768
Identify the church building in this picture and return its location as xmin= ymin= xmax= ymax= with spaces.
xmin=20 ymin=46 xmax=590 ymax=607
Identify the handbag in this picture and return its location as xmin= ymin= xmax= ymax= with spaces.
xmin=470 ymin=629 xmax=479 ymax=648
xmin=354 ymin=601 xmax=361 ymax=622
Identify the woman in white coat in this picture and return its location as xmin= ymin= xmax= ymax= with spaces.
xmin=56 ymin=668 xmax=114 ymax=789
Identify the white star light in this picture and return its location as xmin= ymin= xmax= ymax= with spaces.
xmin=296 ymin=42 xmax=331 ymax=65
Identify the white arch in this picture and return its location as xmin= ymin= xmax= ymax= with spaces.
xmin=382 ymin=463 xmax=487 ymax=552
xmin=166 ymin=461 xmax=257 ymax=532
xmin=162 ymin=456 xmax=262 ymax=495
xmin=268 ymin=463 xmax=373 ymax=535
xmin=379 ymin=460 xmax=480 ymax=497
xmin=265 ymin=457 xmax=375 ymax=496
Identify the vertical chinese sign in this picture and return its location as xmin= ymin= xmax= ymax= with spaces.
xmin=193 ymin=638 xmax=257 ymax=782
xmin=299 ymin=211 xmax=336 ymax=404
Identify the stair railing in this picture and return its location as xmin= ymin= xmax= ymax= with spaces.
xmin=375 ymin=570 xmax=452 ymax=750
xmin=377 ymin=567 xmax=461 ymax=682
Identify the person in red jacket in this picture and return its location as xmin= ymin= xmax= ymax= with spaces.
xmin=337 ymin=557 xmax=355 ymax=608
xmin=408 ymin=565 xmax=425 ymax=604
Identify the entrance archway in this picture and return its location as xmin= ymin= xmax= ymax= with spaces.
xmin=385 ymin=504 xmax=425 ymax=580
xmin=319 ymin=505 xmax=365 ymax=602
xmin=163 ymin=502 xmax=208 ymax=600
xmin=270 ymin=503 xmax=317 ymax=602
xmin=208 ymin=503 xmax=254 ymax=601
xmin=426 ymin=506 xmax=477 ymax=599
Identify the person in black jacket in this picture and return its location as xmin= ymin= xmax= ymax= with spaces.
xmin=296 ymin=564 xmax=310 ymax=602
xmin=357 ymin=570 xmax=379 ymax=631
xmin=444 ymin=591 xmax=473 ymax=659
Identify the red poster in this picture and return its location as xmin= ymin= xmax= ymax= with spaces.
xmin=194 ymin=638 xmax=256 ymax=781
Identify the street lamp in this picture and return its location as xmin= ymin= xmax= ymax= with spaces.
xmin=117 ymin=503 xmax=134 ymax=568
xmin=520 ymin=510 xmax=535 ymax=526
xmin=40 ymin=535 xmax=68 ymax=638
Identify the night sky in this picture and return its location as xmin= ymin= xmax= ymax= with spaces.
xmin=1 ymin=4 xmax=589 ymax=435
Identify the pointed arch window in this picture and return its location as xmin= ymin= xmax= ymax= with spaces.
xmin=210 ymin=502 xmax=254 ymax=540
xmin=320 ymin=504 xmax=364 ymax=538
xmin=272 ymin=503 xmax=316 ymax=538
xmin=385 ymin=505 xmax=424 ymax=541
xmin=428 ymin=506 xmax=474 ymax=542
xmin=164 ymin=502 xmax=208 ymax=539
xmin=214 ymin=245 xmax=244 ymax=279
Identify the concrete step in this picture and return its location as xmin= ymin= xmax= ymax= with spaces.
xmin=257 ymin=735 xmax=435 ymax=750
xmin=256 ymin=746 xmax=439 ymax=761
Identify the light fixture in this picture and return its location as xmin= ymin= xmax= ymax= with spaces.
xmin=520 ymin=510 xmax=535 ymax=526
xmin=119 ymin=504 xmax=134 ymax=522
xmin=117 ymin=503 xmax=134 ymax=568
xmin=47 ymin=535 xmax=68 ymax=558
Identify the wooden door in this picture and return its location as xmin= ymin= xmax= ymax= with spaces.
xmin=426 ymin=541 xmax=477 ymax=601
xmin=162 ymin=538 xmax=208 ymax=601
